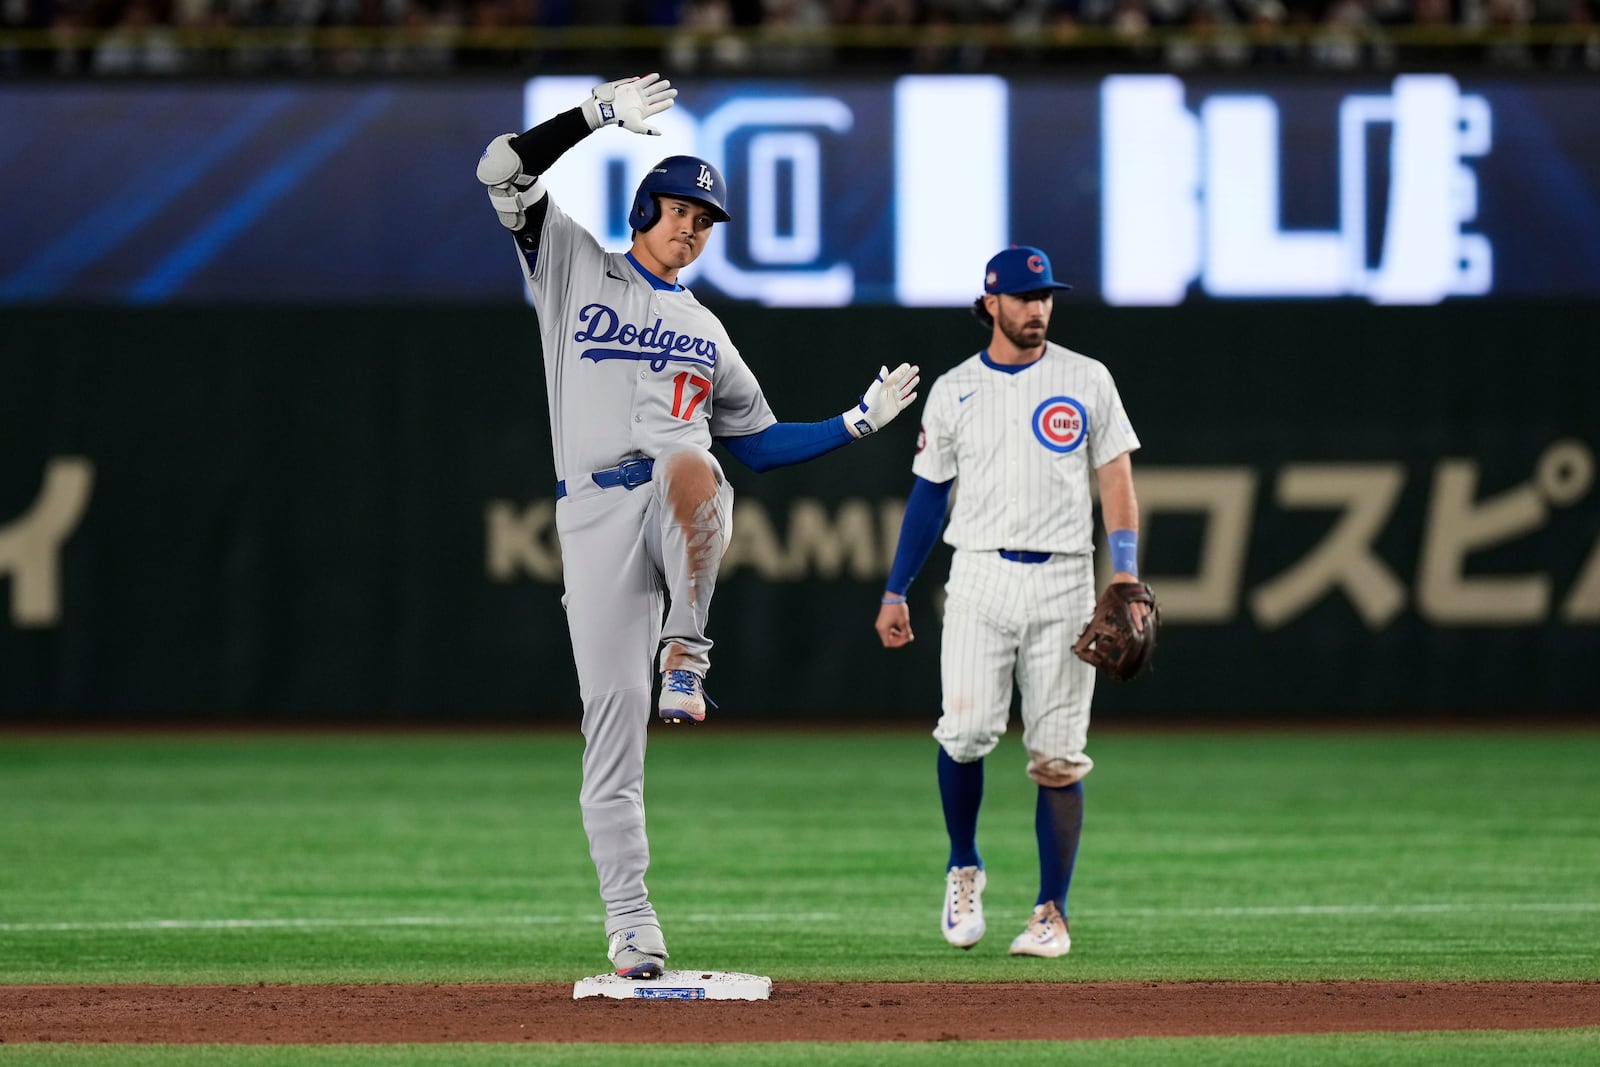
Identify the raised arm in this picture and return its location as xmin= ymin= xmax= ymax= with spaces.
xmin=476 ymin=74 xmax=678 ymax=240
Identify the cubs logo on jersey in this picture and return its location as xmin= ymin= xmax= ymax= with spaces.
xmin=1032 ymin=396 xmax=1088 ymax=454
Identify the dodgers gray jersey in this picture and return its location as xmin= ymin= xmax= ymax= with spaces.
xmin=912 ymin=343 xmax=1140 ymax=555
xmin=517 ymin=198 xmax=777 ymax=481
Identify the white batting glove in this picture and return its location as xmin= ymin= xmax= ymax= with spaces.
xmin=843 ymin=362 xmax=920 ymax=438
xmin=581 ymin=73 xmax=677 ymax=136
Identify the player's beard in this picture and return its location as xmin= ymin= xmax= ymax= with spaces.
xmin=997 ymin=310 xmax=1047 ymax=352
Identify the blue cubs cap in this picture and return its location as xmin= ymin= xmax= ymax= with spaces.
xmin=982 ymin=245 xmax=1073 ymax=296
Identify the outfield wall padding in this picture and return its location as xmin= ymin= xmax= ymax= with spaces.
xmin=3 ymin=304 xmax=1597 ymax=721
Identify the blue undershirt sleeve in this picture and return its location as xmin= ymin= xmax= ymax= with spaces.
xmin=718 ymin=417 xmax=853 ymax=473
xmin=885 ymin=476 xmax=954 ymax=596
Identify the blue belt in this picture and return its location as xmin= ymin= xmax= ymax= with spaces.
xmin=555 ymin=457 xmax=654 ymax=501
xmin=998 ymin=549 xmax=1052 ymax=564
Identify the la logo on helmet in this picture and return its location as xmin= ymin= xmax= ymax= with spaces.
xmin=696 ymin=165 xmax=714 ymax=191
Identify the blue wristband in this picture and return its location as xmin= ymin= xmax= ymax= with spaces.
xmin=1109 ymin=529 xmax=1139 ymax=577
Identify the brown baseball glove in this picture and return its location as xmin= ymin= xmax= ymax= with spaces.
xmin=1073 ymin=582 xmax=1160 ymax=682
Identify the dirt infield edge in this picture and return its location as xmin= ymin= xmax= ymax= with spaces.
xmin=3 ymin=981 xmax=1598 ymax=1044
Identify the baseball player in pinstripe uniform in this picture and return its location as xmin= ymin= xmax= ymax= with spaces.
xmin=477 ymin=74 xmax=919 ymax=979
xmin=874 ymin=245 xmax=1147 ymax=958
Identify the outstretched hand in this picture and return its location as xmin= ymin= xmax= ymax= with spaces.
xmin=845 ymin=362 xmax=921 ymax=438
xmin=583 ymin=73 xmax=678 ymax=136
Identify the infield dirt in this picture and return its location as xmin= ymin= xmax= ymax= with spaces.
xmin=4 ymin=981 xmax=1598 ymax=1043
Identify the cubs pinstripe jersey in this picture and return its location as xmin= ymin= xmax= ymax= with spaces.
xmin=912 ymin=343 xmax=1140 ymax=555
xmin=516 ymin=197 xmax=777 ymax=483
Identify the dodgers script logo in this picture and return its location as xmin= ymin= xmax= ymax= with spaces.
xmin=1032 ymin=396 xmax=1088 ymax=454
xmin=573 ymin=303 xmax=719 ymax=371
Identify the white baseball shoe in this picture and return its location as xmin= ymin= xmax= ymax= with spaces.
xmin=658 ymin=669 xmax=707 ymax=724
xmin=941 ymin=865 xmax=987 ymax=948
xmin=1009 ymin=901 xmax=1071 ymax=958
xmin=607 ymin=924 xmax=669 ymax=979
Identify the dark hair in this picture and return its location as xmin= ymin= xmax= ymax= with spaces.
xmin=970 ymin=296 xmax=993 ymax=328
xmin=972 ymin=288 xmax=1058 ymax=329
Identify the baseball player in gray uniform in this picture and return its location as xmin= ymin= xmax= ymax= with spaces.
xmin=477 ymin=74 xmax=919 ymax=979
xmin=874 ymin=245 xmax=1147 ymax=959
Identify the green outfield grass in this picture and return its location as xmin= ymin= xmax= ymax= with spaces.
xmin=3 ymin=728 xmax=1598 ymax=984
xmin=2 ymin=727 xmax=1598 ymax=1062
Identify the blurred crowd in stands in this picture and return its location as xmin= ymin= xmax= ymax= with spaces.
xmin=2 ymin=0 xmax=1597 ymax=74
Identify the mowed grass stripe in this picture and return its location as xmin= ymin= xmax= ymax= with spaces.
xmin=5 ymin=898 xmax=1600 ymax=933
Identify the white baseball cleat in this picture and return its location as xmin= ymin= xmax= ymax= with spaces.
xmin=607 ymin=924 xmax=669 ymax=979
xmin=1009 ymin=901 xmax=1071 ymax=958
xmin=941 ymin=865 xmax=987 ymax=948
xmin=658 ymin=669 xmax=708 ymax=724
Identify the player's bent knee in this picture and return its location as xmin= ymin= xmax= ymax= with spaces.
xmin=659 ymin=447 xmax=721 ymax=494
xmin=1027 ymin=752 xmax=1094 ymax=787
xmin=658 ymin=445 xmax=715 ymax=471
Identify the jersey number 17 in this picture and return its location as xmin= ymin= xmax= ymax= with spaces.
xmin=670 ymin=372 xmax=711 ymax=421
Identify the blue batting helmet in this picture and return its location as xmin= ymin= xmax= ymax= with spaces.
xmin=629 ymin=156 xmax=731 ymax=232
